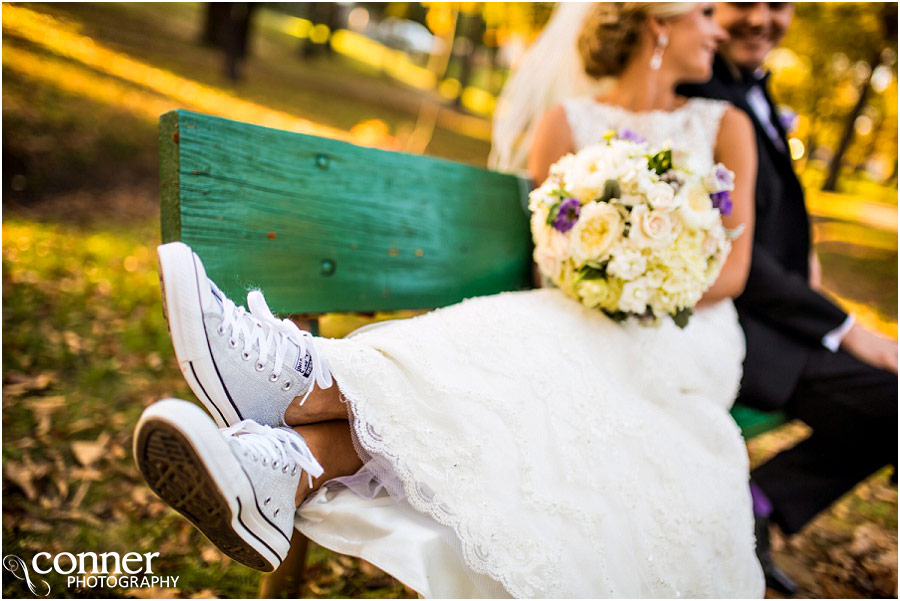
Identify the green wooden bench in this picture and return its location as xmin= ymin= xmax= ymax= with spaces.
xmin=158 ymin=109 xmax=787 ymax=596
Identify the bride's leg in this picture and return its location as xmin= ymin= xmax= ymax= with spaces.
xmin=290 ymin=419 xmax=362 ymax=505
xmin=283 ymin=383 xmax=347 ymax=426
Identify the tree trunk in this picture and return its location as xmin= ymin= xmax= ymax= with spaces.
xmin=821 ymin=50 xmax=880 ymax=191
xmin=200 ymin=3 xmax=256 ymax=82
xmin=853 ymin=121 xmax=881 ymax=174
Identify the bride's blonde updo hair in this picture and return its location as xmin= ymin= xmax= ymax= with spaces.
xmin=579 ymin=2 xmax=695 ymax=79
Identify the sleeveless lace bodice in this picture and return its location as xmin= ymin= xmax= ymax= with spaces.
xmin=562 ymin=97 xmax=729 ymax=172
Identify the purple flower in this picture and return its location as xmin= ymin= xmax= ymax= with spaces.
xmin=552 ymin=198 xmax=581 ymax=233
xmin=618 ymin=128 xmax=646 ymax=144
xmin=711 ymin=190 xmax=732 ymax=217
xmin=715 ymin=164 xmax=733 ymax=185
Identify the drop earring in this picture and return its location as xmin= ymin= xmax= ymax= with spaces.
xmin=650 ymin=33 xmax=668 ymax=70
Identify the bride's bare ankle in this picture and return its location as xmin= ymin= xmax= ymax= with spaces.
xmin=292 ymin=420 xmax=362 ymax=507
xmin=283 ymin=381 xmax=347 ymax=425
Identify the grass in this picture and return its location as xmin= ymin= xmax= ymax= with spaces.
xmin=2 ymin=2 xmax=897 ymax=598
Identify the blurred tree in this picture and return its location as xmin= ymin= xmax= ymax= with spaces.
xmin=299 ymin=3 xmax=340 ymax=60
xmin=201 ymin=2 xmax=258 ymax=82
xmin=771 ymin=3 xmax=898 ymax=189
xmin=822 ymin=3 xmax=898 ymax=191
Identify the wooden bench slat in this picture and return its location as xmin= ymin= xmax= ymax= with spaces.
xmin=160 ymin=110 xmax=533 ymax=315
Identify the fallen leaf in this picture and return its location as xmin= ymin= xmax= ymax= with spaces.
xmin=53 ymin=509 xmax=102 ymax=527
xmin=20 ymin=519 xmax=52 ymax=533
xmin=3 ymin=372 xmax=55 ymax=397
xmin=189 ymin=589 xmax=218 ymax=599
xmin=25 ymin=395 xmax=66 ymax=413
xmin=69 ymin=480 xmax=90 ymax=509
xmin=850 ymin=523 xmax=884 ymax=556
xmin=71 ymin=432 xmax=111 ymax=466
xmin=3 ymin=458 xmax=51 ymax=501
xmin=71 ymin=466 xmax=103 ymax=481
xmin=200 ymin=545 xmax=222 ymax=565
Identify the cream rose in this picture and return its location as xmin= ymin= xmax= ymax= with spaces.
xmin=578 ymin=278 xmax=613 ymax=309
xmin=533 ymin=228 xmax=570 ymax=279
xmin=570 ymin=201 xmax=624 ymax=265
xmin=677 ymin=182 xmax=718 ymax=230
xmin=628 ymin=205 xmax=679 ymax=249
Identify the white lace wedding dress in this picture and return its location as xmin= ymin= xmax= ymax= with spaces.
xmin=296 ymin=97 xmax=765 ymax=598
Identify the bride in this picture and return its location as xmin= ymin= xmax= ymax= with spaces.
xmin=135 ymin=2 xmax=764 ymax=597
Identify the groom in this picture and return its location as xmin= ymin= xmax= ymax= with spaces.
xmin=679 ymin=1 xmax=898 ymax=592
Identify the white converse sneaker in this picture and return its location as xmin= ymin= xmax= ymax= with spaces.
xmin=157 ymin=242 xmax=333 ymax=428
xmin=133 ymin=399 xmax=324 ymax=572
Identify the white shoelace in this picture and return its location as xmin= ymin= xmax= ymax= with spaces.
xmin=223 ymin=420 xmax=324 ymax=488
xmin=218 ymin=286 xmax=334 ymax=404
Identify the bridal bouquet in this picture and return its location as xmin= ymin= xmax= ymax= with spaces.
xmin=529 ymin=129 xmax=740 ymax=328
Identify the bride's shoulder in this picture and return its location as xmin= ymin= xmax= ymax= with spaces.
xmin=529 ymin=103 xmax=578 ymax=182
xmin=715 ymin=104 xmax=754 ymax=142
xmin=713 ymin=104 xmax=756 ymax=166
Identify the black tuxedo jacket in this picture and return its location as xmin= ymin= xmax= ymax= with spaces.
xmin=678 ymin=55 xmax=847 ymax=410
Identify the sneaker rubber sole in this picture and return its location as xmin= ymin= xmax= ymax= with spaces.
xmin=133 ymin=399 xmax=291 ymax=572
xmin=157 ymin=242 xmax=242 ymax=428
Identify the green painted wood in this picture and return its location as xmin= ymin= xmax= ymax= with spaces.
xmin=160 ymin=110 xmax=533 ymax=315
xmin=730 ymin=404 xmax=788 ymax=439
xmin=159 ymin=112 xmax=181 ymax=243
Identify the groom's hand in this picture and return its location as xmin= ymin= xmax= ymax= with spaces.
xmin=841 ymin=323 xmax=899 ymax=374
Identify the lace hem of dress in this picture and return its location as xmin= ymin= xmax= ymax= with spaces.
xmin=335 ymin=379 xmax=541 ymax=598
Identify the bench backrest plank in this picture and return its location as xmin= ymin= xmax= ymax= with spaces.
xmin=159 ymin=110 xmax=533 ymax=314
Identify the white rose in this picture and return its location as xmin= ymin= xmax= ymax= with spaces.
xmin=628 ymin=205 xmax=679 ymax=249
xmin=607 ymin=241 xmax=647 ymax=281
xmin=703 ymin=224 xmax=732 ymax=266
xmin=619 ymin=277 xmax=650 ymax=314
xmin=570 ymin=201 xmax=624 ymax=265
xmin=677 ymin=181 xmax=719 ymax=230
xmin=530 ymin=208 xmax=551 ymax=246
xmin=533 ymin=227 xmax=570 ymax=279
xmin=703 ymin=224 xmax=726 ymax=256
xmin=619 ymin=161 xmax=653 ymax=195
xmin=646 ymin=182 xmax=679 ymax=211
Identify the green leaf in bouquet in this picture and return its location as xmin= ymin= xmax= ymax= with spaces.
xmin=604 ymin=310 xmax=629 ymax=323
xmin=546 ymin=200 xmax=563 ymax=226
xmin=672 ymin=307 xmax=693 ymax=329
xmin=598 ymin=180 xmax=621 ymax=203
xmin=648 ymin=149 xmax=673 ymax=175
xmin=576 ymin=264 xmax=608 ymax=283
